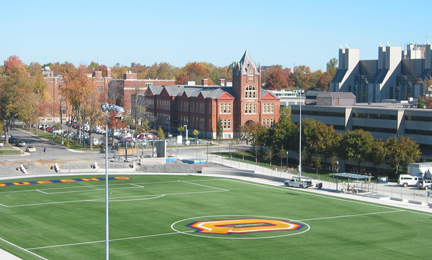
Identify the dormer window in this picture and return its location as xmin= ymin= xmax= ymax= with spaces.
xmin=248 ymin=69 xmax=254 ymax=76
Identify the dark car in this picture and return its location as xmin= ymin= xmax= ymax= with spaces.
xmin=16 ymin=140 xmax=26 ymax=147
xmin=100 ymin=146 xmax=119 ymax=153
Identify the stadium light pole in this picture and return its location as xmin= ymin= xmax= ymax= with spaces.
xmin=101 ymin=103 xmax=124 ymax=260
xmin=298 ymin=89 xmax=302 ymax=177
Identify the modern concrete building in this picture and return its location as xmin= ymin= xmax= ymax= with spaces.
xmin=145 ymin=50 xmax=280 ymax=139
xmin=330 ymin=42 xmax=432 ymax=103
xmin=291 ymin=98 xmax=432 ymax=160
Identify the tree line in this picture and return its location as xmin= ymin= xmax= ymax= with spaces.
xmin=46 ymin=58 xmax=339 ymax=91
xmin=240 ymin=112 xmax=421 ymax=179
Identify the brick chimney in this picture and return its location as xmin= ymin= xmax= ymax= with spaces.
xmin=202 ymin=79 xmax=208 ymax=86
xmin=106 ymin=69 xmax=112 ymax=77
xmin=219 ymin=79 xmax=225 ymax=86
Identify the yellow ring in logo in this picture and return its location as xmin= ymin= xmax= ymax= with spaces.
xmin=188 ymin=218 xmax=303 ymax=234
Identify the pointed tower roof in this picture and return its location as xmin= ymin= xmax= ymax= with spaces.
xmin=238 ymin=49 xmax=260 ymax=75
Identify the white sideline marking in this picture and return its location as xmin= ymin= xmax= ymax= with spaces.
xmin=300 ymin=210 xmax=405 ymax=222
xmin=35 ymin=190 xmax=48 ymax=194
xmin=0 ymin=237 xmax=48 ymax=259
xmin=27 ymin=231 xmax=195 ymax=250
xmin=130 ymin=183 xmax=144 ymax=188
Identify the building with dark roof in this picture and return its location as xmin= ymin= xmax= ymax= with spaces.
xmin=145 ymin=50 xmax=280 ymax=139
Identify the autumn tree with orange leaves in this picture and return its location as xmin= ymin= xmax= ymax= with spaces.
xmin=0 ymin=56 xmax=47 ymax=143
xmin=60 ymin=64 xmax=95 ymax=144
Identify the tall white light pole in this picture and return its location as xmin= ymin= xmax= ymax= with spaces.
xmin=184 ymin=125 xmax=188 ymax=142
xmin=298 ymin=89 xmax=302 ymax=177
xmin=101 ymin=103 xmax=124 ymax=260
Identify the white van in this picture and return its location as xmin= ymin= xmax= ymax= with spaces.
xmin=398 ymin=174 xmax=421 ymax=187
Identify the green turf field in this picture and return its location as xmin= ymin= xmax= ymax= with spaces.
xmin=0 ymin=174 xmax=431 ymax=259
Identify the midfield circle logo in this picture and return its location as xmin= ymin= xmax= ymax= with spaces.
xmin=188 ymin=218 xmax=304 ymax=235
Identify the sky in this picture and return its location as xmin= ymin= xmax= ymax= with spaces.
xmin=1 ymin=0 xmax=430 ymax=72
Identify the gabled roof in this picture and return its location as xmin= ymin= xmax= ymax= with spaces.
xmin=261 ymin=89 xmax=278 ymax=99
xmin=147 ymin=85 xmax=164 ymax=95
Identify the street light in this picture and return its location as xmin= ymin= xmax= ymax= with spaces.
xmin=286 ymin=151 xmax=289 ymax=171
xmin=184 ymin=125 xmax=188 ymax=144
xmin=337 ymin=160 xmax=339 ymax=174
xmin=101 ymin=103 xmax=124 ymax=260
xmin=59 ymin=98 xmax=63 ymax=145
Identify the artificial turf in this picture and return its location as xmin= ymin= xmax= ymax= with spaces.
xmin=0 ymin=174 xmax=431 ymax=259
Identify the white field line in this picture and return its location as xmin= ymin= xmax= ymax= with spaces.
xmin=1 ymin=184 xmax=229 ymax=208
xmin=179 ymin=180 xmax=229 ymax=192
xmin=35 ymin=190 xmax=48 ymax=194
xmin=0 ymin=180 xmax=184 ymax=194
xmin=38 ymin=186 xmax=144 ymax=195
xmin=0 ymin=237 xmax=48 ymax=259
xmin=26 ymin=209 xmax=402 ymax=251
xmin=130 ymin=183 xmax=144 ymax=188
xmin=300 ymin=210 xmax=405 ymax=222
xmin=27 ymin=231 xmax=195 ymax=251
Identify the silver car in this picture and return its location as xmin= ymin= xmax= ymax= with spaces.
xmin=418 ymin=180 xmax=432 ymax=190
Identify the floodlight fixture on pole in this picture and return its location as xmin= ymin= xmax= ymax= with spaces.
xmin=101 ymin=103 xmax=124 ymax=260
xmin=184 ymin=125 xmax=188 ymax=142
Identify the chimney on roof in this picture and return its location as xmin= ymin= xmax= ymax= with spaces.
xmin=202 ymin=79 xmax=208 ymax=86
xmin=219 ymin=79 xmax=225 ymax=86
xmin=106 ymin=69 xmax=111 ymax=77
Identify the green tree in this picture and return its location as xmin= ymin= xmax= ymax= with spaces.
xmin=216 ymin=118 xmax=223 ymax=140
xmin=326 ymin=58 xmax=338 ymax=72
xmin=192 ymin=129 xmax=200 ymax=145
xmin=417 ymin=97 xmax=424 ymax=108
xmin=177 ymin=125 xmax=185 ymax=139
xmin=156 ymin=127 xmax=165 ymax=138
xmin=338 ymin=129 xmax=374 ymax=172
xmin=290 ymin=65 xmax=312 ymax=90
xmin=366 ymin=139 xmax=387 ymax=176
xmin=385 ymin=136 xmax=421 ymax=178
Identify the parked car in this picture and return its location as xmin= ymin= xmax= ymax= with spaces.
xmin=398 ymin=174 xmax=421 ymax=187
xmin=15 ymin=140 xmax=26 ymax=147
xmin=418 ymin=179 xmax=432 ymax=190
xmin=284 ymin=179 xmax=309 ymax=188
xmin=100 ymin=146 xmax=119 ymax=153
xmin=291 ymin=176 xmax=313 ymax=187
xmin=25 ymin=145 xmax=37 ymax=152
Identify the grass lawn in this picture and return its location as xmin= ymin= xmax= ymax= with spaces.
xmin=0 ymin=174 xmax=431 ymax=259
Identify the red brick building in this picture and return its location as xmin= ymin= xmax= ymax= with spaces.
xmin=145 ymin=50 xmax=280 ymax=139
xmin=42 ymin=67 xmax=112 ymax=123
xmin=108 ymin=72 xmax=175 ymax=112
